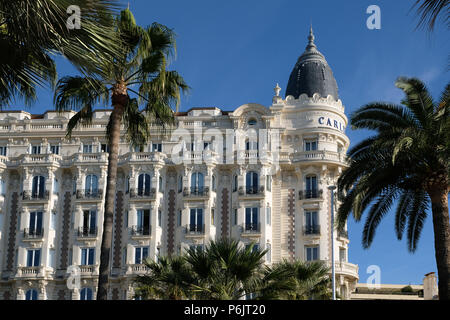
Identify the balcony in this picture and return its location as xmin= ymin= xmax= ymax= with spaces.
xmin=298 ymin=189 xmax=323 ymax=200
xmin=16 ymin=266 xmax=44 ymax=278
xmin=183 ymin=187 xmax=209 ymax=198
xmin=22 ymin=190 xmax=50 ymax=201
xmin=79 ymin=265 xmax=98 ymax=276
xmin=338 ymin=229 xmax=349 ymax=239
xmin=130 ymin=225 xmax=152 ymax=238
xmin=76 ymin=189 xmax=103 ymax=200
xmin=77 ymin=227 xmax=98 ymax=238
xmin=185 ymin=224 xmax=205 ymax=237
xmin=303 ymin=225 xmax=320 ymax=236
xmin=127 ymin=264 xmax=149 ymax=275
xmin=129 ymin=188 xmax=156 ymax=200
xmin=23 ymin=228 xmax=44 ymax=240
xmin=238 ymin=186 xmax=265 ymax=198
xmin=241 ymin=223 xmax=261 ymax=236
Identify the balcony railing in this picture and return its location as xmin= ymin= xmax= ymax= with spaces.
xmin=298 ymin=189 xmax=323 ymax=200
xmin=303 ymin=225 xmax=320 ymax=235
xmin=129 ymin=188 xmax=156 ymax=199
xmin=76 ymin=189 xmax=103 ymax=199
xmin=183 ymin=187 xmax=209 ymax=197
xmin=77 ymin=227 xmax=98 ymax=238
xmin=238 ymin=186 xmax=264 ymax=196
xmin=23 ymin=190 xmax=49 ymax=200
xmin=23 ymin=228 xmax=44 ymax=239
xmin=130 ymin=225 xmax=152 ymax=236
xmin=242 ymin=222 xmax=261 ymax=234
xmin=185 ymin=224 xmax=205 ymax=235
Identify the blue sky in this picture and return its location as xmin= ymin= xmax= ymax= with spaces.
xmin=13 ymin=0 xmax=450 ymax=285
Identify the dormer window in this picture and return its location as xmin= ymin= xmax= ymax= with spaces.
xmin=248 ymin=118 xmax=257 ymax=126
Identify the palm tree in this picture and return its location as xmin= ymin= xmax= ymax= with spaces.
xmin=336 ymin=77 xmax=450 ymax=300
xmin=257 ymin=260 xmax=331 ymax=300
xmin=0 ymin=0 xmax=122 ymax=107
xmin=54 ymin=8 xmax=188 ymax=300
xmin=184 ymin=239 xmax=267 ymax=300
xmin=134 ymin=256 xmax=195 ymax=300
xmin=412 ymin=0 xmax=450 ymax=31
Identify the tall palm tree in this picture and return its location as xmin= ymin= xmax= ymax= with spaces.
xmin=0 ymin=0 xmax=122 ymax=107
xmin=54 ymin=8 xmax=188 ymax=300
xmin=336 ymin=77 xmax=450 ymax=300
xmin=412 ymin=0 xmax=450 ymax=31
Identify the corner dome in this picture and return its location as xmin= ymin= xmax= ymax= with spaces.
xmin=285 ymin=27 xmax=339 ymax=101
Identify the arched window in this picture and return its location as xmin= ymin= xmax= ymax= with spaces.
xmin=85 ymin=175 xmax=98 ymax=197
xmin=245 ymin=139 xmax=258 ymax=151
xmin=305 ymin=175 xmax=318 ymax=198
xmin=80 ymin=288 xmax=93 ymax=300
xmin=32 ymin=176 xmax=45 ymax=198
xmin=190 ymin=172 xmax=204 ymax=195
xmin=137 ymin=174 xmax=151 ymax=196
xmin=245 ymin=172 xmax=259 ymax=194
xmin=25 ymin=289 xmax=38 ymax=300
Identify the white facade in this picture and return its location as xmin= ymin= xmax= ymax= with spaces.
xmin=0 ymin=30 xmax=359 ymax=300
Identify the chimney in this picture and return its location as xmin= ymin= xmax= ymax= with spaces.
xmin=423 ymin=272 xmax=438 ymax=300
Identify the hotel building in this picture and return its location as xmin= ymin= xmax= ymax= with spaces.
xmin=0 ymin=29 xmax=359 ymax=300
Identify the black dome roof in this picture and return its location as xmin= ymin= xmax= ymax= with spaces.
xmin=285 ymin=27 xmax=339 ymax=100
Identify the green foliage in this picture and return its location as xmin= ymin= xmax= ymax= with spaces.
xmin=401 ymin=285 xmax=414 ymax=293
xmin=134 ymin=239 xmax=332 ymax=300
xmin=337 ymin=77 xmax=450 ymax=252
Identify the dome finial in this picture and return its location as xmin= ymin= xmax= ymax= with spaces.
xmin=307 ymin=24 xmax=316 ymax=49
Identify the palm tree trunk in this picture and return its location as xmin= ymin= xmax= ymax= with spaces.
xmin=97 ymin=86 xmax=126 ymax=300
xmin=429 ymin=188 xmax=450 ymax=300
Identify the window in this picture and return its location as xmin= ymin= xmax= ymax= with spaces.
xmin=0 ymin=179 xmax=6 ymax=195
xmin=233 ymin=209 xmax=238 ymax=226
xmin=211 ymin=208 xmax=215 ymax=225
xmin=126 ymin=176 xmax=130 ymax=193
xmin=248 ymin=118 xmax=257 ymax=126
xmin=134 ymin=145 xmax=143 ymax=152
xmin=189 ymin=208 xmax=203 ymax=232
xmin=27 ymin=249 xmax=41 ymax=267
xmin=304 ymin=140 xmax=318 ymax=151
xmin=122 ymin=247 xmax=127 ymax=266
xmin=29 ymin=211 xmax=43 ymax=236
xmin=245 ymin=171 xmax=259 ymax=194
xmin=80 ymin=288 xmax=93 ymax=300
xmin=159 ymin=176 xmax=163 ymax=192
xmin=305 ymin=211 xmax=319 ymax=234
xmin=212 ymin=175 xmax=216 ymax=191
xmin=266 ymin=207 xmax=271 ymax=225
xmin=81 ymin=248 xmax=95 ymax=265
xmin=339 ymin=248 xmax=347 ymax=262
xmin=177 ymin=210 xmax=182 ymax=227
xmin=48 ymin=249 xmax=55 ymax=268
xmin=31 ymin=145 xmax=41 ymax=154
xmin=101 ymin=144 xmax=110 ymax=153
xmin=25 ymin=289 xmax=38 ymax=300
xmin=135 ymin=247 xmax=149 ymax=264
xmin=85 ymin=175 xmax=98 ymax=197
xmin=305 ymin=175 xmax=318 ymax=198
xmin=82 ymin=210 xmax=97 ymax=235
xmin=31 ymin=176 xmax=45 ymax=198
xmin=50 ymin=212 xmax=57 ymax=230
xmin=245 ymin=140 xmax=258 ymax=151
xmin=245 ymin=243 xmax=259 ymax=252
xmin=306 ymin=246 xmax=319 ymax=261
xmin=136 ymin=209 xmax=151 ymax=235
xmin=245 ymin=208 xmax=258 ymax=231
xmin=178 ymin=175 xmax=183 ymax=193
xmin=233 ymin=175 xmax=238 ymax=192
xmin=203 ymin=142 xmax=211 ymax=151
xmin=266 ymin=175 xmax=272 ymax=192
xmin=190 ymin=172 xmax=204 ymax=194
xmin=49 ymin=145 xmax=59 ymax=155
xmin=53 ymin=178 xmax=58 ymax=195
xmin=189 ymin=244 xmax=204 ymax=252
xmin=83 ymin=144 xmax=93 ymax=153
xmin=152 ymin=143 xmax=162 ymax=152
xmin=137 ymin=174 xmax=151 ymax=195
xmin=266 ymin=243 xmax=272 ymax=263
xmin=158 ymin=210 xmax=162 ymax=227
xmin=0 ymin=146 xmax=7 ymax=156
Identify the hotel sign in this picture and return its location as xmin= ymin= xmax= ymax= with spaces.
xmin=318 ymin=116 xmax=345 ymax=132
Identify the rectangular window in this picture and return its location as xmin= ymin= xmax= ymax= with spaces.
xmin=31 ymin=145 xmax=41 ymax=154
xmin=177 ymin=210 xmax=182 ymax=227
xmin=136 ymin=209 xmax=151 ymax=235
xmin=189 ymin=208 xmax=203 ymax=232
xmin=305 ymin=211 xmax=318 ymax=234
xmin=152 ymin=143 xmax=162 ymax=152
xmin=158 ymin=210 xmax=162 ymax=227
xmin=304 ymin=140 xmax=318 ymax=151
xmin=0 ymin=179 xmax=5 ymax=195
xmin=29 ymin=211 xmax=43 ymax=235
xmin=0 ymin=146 xmax=7 ymax=156
xmin=101 ymin=144 xmax=110 ymax=153
xmin=245 ymin=208 xmax=258 ymax=230
xmin=266 ymin=207 xmax=271 ymax=225
xmin=122 ymin=247 xmax=127 ymax=265
xmin=135 ymin=247 xmax=149 ymax=264
xmin=266 ymin=175 xmax=272 ymax=191
xmin=211 ymin=208 xmax=215 ymax=225
xmin=233 ymin=209 xmax=238 ymax=226
xmin=49 ymin=145 xmax=59 ymax=155
xmin=82 ymin=210 xmax=97 ymax=234
xmin=178 ymin=175 xmax=183 ymax=193
xmin=306 ymin=246 xmax=319 ymax=261
xmin=81 ymin=248 xmax=95 ymax=265
xmin=27 ymin=249 xmax=41 ymax=267
xmin=233 ymin=175 xmax=238 ymax=192
xmin=339 ymin=248 xmax=346 ymax=262
xmin=83 ymin=144 xmax=93 ymax=153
